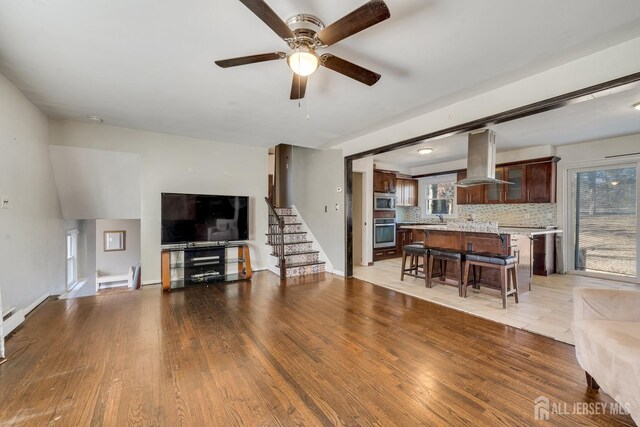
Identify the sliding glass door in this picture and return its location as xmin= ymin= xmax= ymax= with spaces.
xmin=568 ymin=163 xmax=638 ymax=281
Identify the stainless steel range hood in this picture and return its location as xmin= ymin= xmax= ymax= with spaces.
xmin=455 ymin=129 xmax=512 ymax=187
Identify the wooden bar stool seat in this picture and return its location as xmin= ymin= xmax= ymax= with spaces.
xmin=463 ymin=253 xmax=519 ymax=309
xmin=428 ymin=248 xmax=464 ymax=295
xmin=401 ymin=244 xmax=430 ymax=287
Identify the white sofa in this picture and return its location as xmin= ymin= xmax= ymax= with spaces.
xmin=572 ymin=287 xmax=640 ymax=424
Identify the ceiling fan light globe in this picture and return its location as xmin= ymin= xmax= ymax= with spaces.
xmin=288 ymin=51 xmax=318 ymax=77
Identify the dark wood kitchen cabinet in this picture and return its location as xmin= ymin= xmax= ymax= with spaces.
xmin=486 ymin=165 xmax=527 ymax=204
xmin=396 ymin=178 xmax=418 ymax=206
xmin=456 ymin=171 xmax=485 ymax=204
xmin=454 ymin=157 xmax=558 ymax=206
xmin=533 ymin=234 xmax=556 ymax=276
xmin=526 ymin=161 xmax=556 ymax=203
xmin=373 ymin=247 xmax=398 ymax=261
xmin=374 ymin=171 xmax=397 ymax=193
xmin=485 ymin=168 xmax=505 ymax=204
xmin=504 ymin=164 xmax=527 ymax=203
xmin=396 ymin=228 xmax=416 ymax=254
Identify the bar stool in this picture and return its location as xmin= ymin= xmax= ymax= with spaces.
xmin=428 ymin=249 xmax=464 ymax=296
xmin=462 ymin=253 xmax=519 ymax=309
xmin=401 ymin=244 xmax=430 ymax=287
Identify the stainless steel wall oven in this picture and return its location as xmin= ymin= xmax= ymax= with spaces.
xmin=374 ymin=218 xmax=396 ymax=248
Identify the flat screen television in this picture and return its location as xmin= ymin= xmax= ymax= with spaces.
xmin=161 ymin=193 xmax=249 ymax=244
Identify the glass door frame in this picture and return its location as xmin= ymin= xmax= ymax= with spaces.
xmin=563 ymin=158 xmax=640 ymax=284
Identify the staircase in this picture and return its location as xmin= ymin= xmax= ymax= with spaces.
xmin=265 ymin=202 xmax=326 ymax=278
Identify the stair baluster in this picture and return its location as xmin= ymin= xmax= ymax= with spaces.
xmin=265 ymin=197 xmax=286 ymax=278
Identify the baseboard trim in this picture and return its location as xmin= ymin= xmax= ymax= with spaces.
xmin=2 ymin=310 xmax=25 ymax=338
xmin=25 ymin=292 xmax=50 ymax=315
xmin=332 ymin=270 xmax=345 ymax=277
xmin=2 ymin=292 xmax=49 ymax=338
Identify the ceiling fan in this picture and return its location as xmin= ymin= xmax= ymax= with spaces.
xmin=215 ymin=0 xmax=390 ymax=100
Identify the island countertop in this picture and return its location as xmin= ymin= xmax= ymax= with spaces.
xmin=398 ymin=225 xmax=562 ymax=291
xmin=400 ymin=224 xmax=563 ymax=236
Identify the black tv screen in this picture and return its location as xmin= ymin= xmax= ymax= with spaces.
xmin=161 ymin=193 xmax=249 ymax=244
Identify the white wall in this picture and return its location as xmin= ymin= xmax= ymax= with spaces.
xmin=49 ymin=146 xmax=141 ymax=219
xmin=291 ymin=147 xmax=345 ymax=272
xmin=95 ymin=219 xmax=141 ymax=276
xmin=0 ymin=72 xmax=66 ymax=313
xmin=49 ymin=120 xmax=269 ymax=283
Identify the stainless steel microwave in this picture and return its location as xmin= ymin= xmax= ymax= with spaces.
xmin=374 ymin=192 xmax=396 ymax=211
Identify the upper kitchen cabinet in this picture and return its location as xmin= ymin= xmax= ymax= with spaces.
xmin=485 ymin=168 xmax=505 ymax=204
xmin=504 ymin=165 xmax=527 ymax=203
xmin=396 ymin=178 xmax=418 ymax=207
xmin=526 ymin=160 xmax=557 ymax=203
xmin=455 ymin=157 xmax=559 ymax=205
xmin=486 ymin=165 xmax=526 ymax=203
xmin=456 ymin=171 xmax=485 ymax=204
xmin=374 ymin=171 xmax=397 ymax=193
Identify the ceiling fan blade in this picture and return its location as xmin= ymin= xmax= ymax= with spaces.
xmin=320 ymin=54 xmax=381 ymax=86
xmin=316 ymin=0 xmax=390 ymax=46
xmin=290 ymin=74 xmax=308 ymax=100
xmin=238 ymin=0 xmax=295 ymax=41
xmin=215 ymin=52 xmax=286 ymax=68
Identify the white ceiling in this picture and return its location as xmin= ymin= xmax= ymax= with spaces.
xmin=1 ymin=0 xmax=640 ymax=149
xmin=372 ymin=84 xmax=640 ymax=167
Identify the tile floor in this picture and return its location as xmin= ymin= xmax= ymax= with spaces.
xmin=354 ymin=258 xmax=638 ymax=345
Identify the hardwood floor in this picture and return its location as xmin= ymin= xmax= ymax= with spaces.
xmin=0 ymin=272 xmax=635 ymax=426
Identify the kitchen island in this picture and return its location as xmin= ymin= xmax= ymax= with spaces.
xmin=400 ymin=224 xmax=562 ymax=293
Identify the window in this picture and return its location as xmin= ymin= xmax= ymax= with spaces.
xmin=66 ymin=229 xmax=78 ymax=290
xmin=422 ymin=174 xmax=457 ymax=217
xmin=568 ymin=164 xmax=638 ymax=279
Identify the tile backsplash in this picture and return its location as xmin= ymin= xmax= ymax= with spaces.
xmin=396 ymin=206 xmax=423 ymax=223
xmin=396 ymin=204 xmax=557 ymax=227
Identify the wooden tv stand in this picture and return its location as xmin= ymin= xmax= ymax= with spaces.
xmin=161 ymin=243 xmax=252 ymax=291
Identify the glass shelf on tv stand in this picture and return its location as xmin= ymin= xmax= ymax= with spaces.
xmin=162 ymin=243 xmax=252 ymax=291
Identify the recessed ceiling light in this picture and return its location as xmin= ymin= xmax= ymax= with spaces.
xmin=418 ymin=148 xmax=433 ymax=155
xmin=87 ymin=115 xmax=103 ymax=122
xmin=633 ymin=102 xmax=640 ymax=111
xmin=611 ymin=181 xmax=619 ymax=186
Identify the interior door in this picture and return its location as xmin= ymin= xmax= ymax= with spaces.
xmin=569 ymin=163 xmax=638 ymax=281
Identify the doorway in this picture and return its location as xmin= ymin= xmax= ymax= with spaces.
xmin=352 ymin=172 xmax=364 ymax=266
xmin=568 ymin=162 xmax=638 ymax=281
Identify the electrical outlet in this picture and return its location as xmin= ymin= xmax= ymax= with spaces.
xmin=1 ymin=197 xmax=8 ymax=209
xmin=335 ymin=204 xmax=339 ymax=211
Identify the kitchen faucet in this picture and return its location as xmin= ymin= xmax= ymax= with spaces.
xmin=436 ymin=214 xmax=444 ymax=223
